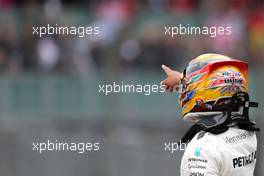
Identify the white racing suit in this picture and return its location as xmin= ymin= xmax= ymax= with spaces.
xmin=180 ymin=126 xmax=257 ymax=176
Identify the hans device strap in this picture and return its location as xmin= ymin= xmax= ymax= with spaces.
xmin=180 ymin=92 xmax=259 ymax=144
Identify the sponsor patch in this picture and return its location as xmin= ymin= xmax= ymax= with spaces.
xmin=223 ymin=131 xmax=254 ymax=144
xmin=233 ymin=151 xmax=257 ymax=168
xmin=194 ymin=147 xmax=201 ymax=157
xmin=188 ymin=158 xmax=207 ymax=163
xmin=188 ymin=164 xmax=206 ymax=170
xmin=209 ymin=67 xmax=245 ymax=89
xmin=190 ymin=172 xmax=205 ymax=176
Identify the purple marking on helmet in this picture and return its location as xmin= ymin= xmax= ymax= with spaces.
xmin=185 ymin=90 xmax=195 ymax=101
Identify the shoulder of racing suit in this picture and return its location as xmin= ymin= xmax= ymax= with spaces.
xmin=180 ymin=127 xmax=257 ymax=176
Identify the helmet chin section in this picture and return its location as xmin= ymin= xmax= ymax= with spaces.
xmin=183 ymin=112 xmax=224 ymax=123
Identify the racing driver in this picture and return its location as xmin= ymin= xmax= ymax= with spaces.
xmin=161 ymin=53 xmax=259 ymax=176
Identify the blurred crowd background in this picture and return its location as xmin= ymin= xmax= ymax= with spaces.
xmin=0 ymin=0 xmax=264 ymax=74
xmin=0 ymin=0 xmax=264 ymax=176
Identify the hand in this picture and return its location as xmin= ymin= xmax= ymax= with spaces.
xmin=161 ymin=64 xmax=182 ymax=92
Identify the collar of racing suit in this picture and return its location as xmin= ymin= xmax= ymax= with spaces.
xmin=180 ymin=111 xmax=259 ymax=144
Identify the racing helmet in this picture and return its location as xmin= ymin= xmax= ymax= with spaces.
xmin=179 ymin=53 xmax=248 ymax=122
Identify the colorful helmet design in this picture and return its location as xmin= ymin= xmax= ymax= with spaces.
xmin=179 ymin=53 xmax=248 ymax=122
